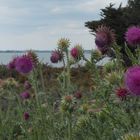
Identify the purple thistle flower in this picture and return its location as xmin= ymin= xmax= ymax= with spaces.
xmin=24 ymin=81 xmax=32 ymax=90
xmin=95 ymin=33 xmax=108 ymax=47
xmin=125 ymin=26 xmax=140 ymax=46
xmin=20 ymin=91 xmax=30 ymax=99
xmin=26 ymin=50 xmax=39 ymax=67
xmin=125 ymin=66 xmax=140 ymax=96
xmin=50 ymin=50 xmax=62 ymax=63
xmin=15 ymin=55 xmax=33 ymax=74
xmin=95 ymin=26 xmax=115 ymax=54
xmin=71 ymin=47 xmax=79 ymax=59
xmin=24 ymin=112 xmax=30 ymax=120
xmin=116 ymin=87 xmax=128 ymax=100
xmin=95 ymin=33 xmax=109 ymax=54
xmin=7 ymin=57 xmax=18 ymax=70
xmin=74 ymin=91 xmax=82 ymax=99
xmin=70 ymin=45 xmax=83 ymax=60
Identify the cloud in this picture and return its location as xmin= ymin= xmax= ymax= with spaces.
xmin=0 ymin=6 xmax=29 ymax=17
xmin=0 ymin=5 xmax=30 ymax=24
xmin=77 ymin=0 xmax=127 ymax=12
xmin=0 ymin=0 xmax=127 ymax=50
xmin=0 ymin=21 xmax=94 ymax=50
xmin=50 ymin=7 xmax=62 ymax=14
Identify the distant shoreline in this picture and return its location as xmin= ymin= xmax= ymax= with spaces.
xmin=0 ymin=50 xmax=91 ymax=53
xmin=0 ymin=50 xmax=51 ymax=53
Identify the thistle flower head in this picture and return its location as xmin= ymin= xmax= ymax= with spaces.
xmin=125 ymin=26 xmax=140 ymax=46
xmin=95 ymin=25 xmax=115 ymax=54
xmin=70 ymin=44 xmax=83 ymax=60
xmin=7 ymin=57 xmax=18 ymax=70
xmin=71 ymin=47 xmax=79 ymax=58
xmin=60 ymin=95 xmax=75 ymax=113
xmin=58 ymin=38 xmax=70 ymax=51
xmin=116 ymin=87 xmax=128 ymax=100
xmin=20 ymin=91 xmax=30 ymax=99
xmin=50 ymin=50 xmax=63 ymax=63
xmin=125 ymin=66 xmax=140 ymax=96
xmin=15 ymin=55 xmax=33 ymax=74
xmin=24 ymin=112 xmax=30 ymax=120
xmin=74 ymin=91 xmax=82 ymax=99
xmin=64 ymin=95 xmax=73 ymax=103
xmin=24 ymin=81 xmax=32 ymax=90
xmin=26 ymin=50 xmax=39 ymax=67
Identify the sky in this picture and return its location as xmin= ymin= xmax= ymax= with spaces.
xmin=0 ymin=0 xmax=127 ymax=50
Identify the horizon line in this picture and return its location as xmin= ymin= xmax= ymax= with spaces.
xmin=0 ymin=49 xmax=91 ymax=52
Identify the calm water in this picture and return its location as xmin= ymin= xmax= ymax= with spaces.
xmin=0 ymin=51 xmax=110 ymax=67
xmin=0 ymin=51 xmax=91 ymax=67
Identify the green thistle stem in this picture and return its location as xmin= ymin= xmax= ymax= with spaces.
xmin=62 ymin=57 xmax=66 ymax=69
xmin=68 ymin=114 xmax=72 ymax=140
xmin=66 ymin=49 xmax=71 ymax=93
xmin=39 ymin=63 xmax=46 ymax=93
xmin=32 ymin=69 xmax=40 ymax=107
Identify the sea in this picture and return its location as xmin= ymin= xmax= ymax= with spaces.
xmin=0 ymin=51 xmax=110 ymax=67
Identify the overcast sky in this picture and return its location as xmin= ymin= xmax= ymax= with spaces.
xmin=0 ymin=0 xmax=127 ymax=50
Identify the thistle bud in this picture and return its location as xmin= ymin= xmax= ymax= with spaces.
xmin=58 ymin=38 xmax=70 ymax=52
xmin=70 ymin=44 xmax=83 ymax=61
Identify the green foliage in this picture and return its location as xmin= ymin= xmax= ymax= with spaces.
xmin=85 ymin=0 xmax=140 ymax=66
xmin=0 ymin=39 xmax=140 ymax=139
xmin=85 ymin=0 xmax=140 ymax=46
